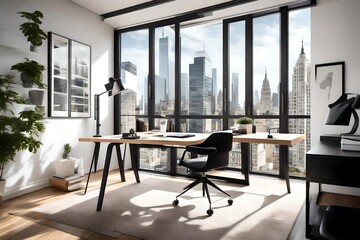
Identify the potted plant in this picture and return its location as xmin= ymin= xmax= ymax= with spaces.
xmin=0 ymin=74 xmax=45 ymax=198
xmin=11 ymin=58 xmax=46 ymax=105
xmin=62 ymin=143 xmax=72 ymax=159
xmin=54 ymin=143 xmax=76 ymax=178
xmin=11 ymin=58 xmax=46 ymax=88
xmin=17 ymin=10 xmax=47 ymax=52
xmin=236 ymin=116 xmax=254 ymax=134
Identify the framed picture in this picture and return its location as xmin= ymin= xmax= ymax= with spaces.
xmin=315 ymin=61 xmax=345 ymax=105
xmin=48 ymin=32 xmax=91 ymax=118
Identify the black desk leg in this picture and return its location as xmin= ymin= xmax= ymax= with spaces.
xmin=305 ymin=181 xmax=311 ymax=238
xmin=97 ymin=143 xmax=116 ymax=211
xmin=93 ymin=142 xmax=100 ymax=172
xmin=129 ymin=144 xmax=140 ymax=183
xmin=84 ymin=142 xmax=100 ymax=194
xmin=240 ymin=142 xmax=250 ymax=185
xmin=280 ymin=145 xmax=291 ymax=193
xmin=115 ymin=144 xmax=126 ymax=182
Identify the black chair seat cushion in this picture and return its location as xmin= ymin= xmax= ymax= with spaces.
xmin=319 ymin=205 xmax=360 ymax=240
xmin=181 ymin=157 xmax=208 ymax=172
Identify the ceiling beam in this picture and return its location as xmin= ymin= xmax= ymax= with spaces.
xmin=101 ymin=0 xmax=175 ymax=20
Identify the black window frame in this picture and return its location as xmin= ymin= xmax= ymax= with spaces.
xmin=114 ymin=0 xmax=315 ymax=179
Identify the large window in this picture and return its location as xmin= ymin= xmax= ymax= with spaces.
xmin=154 ymin=26 xmax=175 ymax=117
xmin=116 ymin=5 xmax=312 ymax=179
xmin=288 ymin=8 xmax=311 ymax=177
xmin=120 ymin=29 xmax=149 ymax=132
xmin=180 ymin=23 xmax=223 ymax=133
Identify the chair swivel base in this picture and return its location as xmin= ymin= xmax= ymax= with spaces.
xmin=172 ymin=175 xmax=233 ymax=216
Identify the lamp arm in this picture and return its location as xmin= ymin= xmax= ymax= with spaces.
xmin=347 ymin=109 xmax=359 ymax=135
xmin=94 ymin=94 xmax=101 ymax=137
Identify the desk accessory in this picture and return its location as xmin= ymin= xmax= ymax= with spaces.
xmin=94 ymin=77 xmax=126 ymax=137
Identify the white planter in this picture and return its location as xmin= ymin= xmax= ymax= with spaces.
xmin=240 ymin=124 xmax=253 ymax=134
xmin=55 ymin=158 xmax=76 ymax=178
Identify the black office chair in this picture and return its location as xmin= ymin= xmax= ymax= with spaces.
xmin=172 ymin=132 xmax=234 ymax=216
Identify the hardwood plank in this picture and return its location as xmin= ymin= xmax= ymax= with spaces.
xmin=0 ymin=170 xmax=141 ymax=240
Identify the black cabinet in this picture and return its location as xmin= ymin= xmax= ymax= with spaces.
xmin=306 ymin=140 xmax=360 ymax=239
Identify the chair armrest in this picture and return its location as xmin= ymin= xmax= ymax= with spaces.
xmin=186 ymin=146 xmax=217 ymax=155
xmin=178 ymin=146 xmax=217 ymax=166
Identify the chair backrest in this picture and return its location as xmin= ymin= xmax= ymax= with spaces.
xmin=197 ymin=132 xmax=233 ymax=170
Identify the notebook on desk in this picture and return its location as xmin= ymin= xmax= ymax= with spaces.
xmin=166 ymin=133 xmax=196 ymax=138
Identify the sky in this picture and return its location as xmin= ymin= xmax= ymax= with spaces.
xmin=120 ymin=8 xmax=311 ymax=108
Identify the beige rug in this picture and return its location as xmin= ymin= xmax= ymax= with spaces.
xmin=14 ymin=174 xmax=305 ymax=240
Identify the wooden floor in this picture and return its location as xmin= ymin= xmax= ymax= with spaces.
xmin=0 ymin=170 xmax=141 ymax=240
xmin=0 ymin=170 xmax=307 ymax=240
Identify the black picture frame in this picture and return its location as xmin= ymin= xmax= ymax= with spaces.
xmin=48 ymin=32 xmax=91 ymax=118
xmin=315 ymin=61 xmax=345 ymax=105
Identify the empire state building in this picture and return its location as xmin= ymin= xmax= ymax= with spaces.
xmin=289 ymin=41 xmax=311 ymax=172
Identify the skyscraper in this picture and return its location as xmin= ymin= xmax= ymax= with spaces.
xmin=259 ymin=70 xmax=272 ymax=115
xmin=188 ymin=50 xmax=213 ymax=132
xmin=231 ymin=73 xmax=239 ymax=111
xmin=157 ymin=33 xmax=170 ymax=103
xmin=289 ymin=41 xmax=311 ymax=172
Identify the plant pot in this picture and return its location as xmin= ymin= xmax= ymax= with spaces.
xmin=240 ymin=124 xmax=253 ymax=134
xmin=29 ymin=89 xmax=45 ymax=105
xmin=30 ymin=45 xmax=38 ymax=52
xmin=55 ymin=158 xmax=76 ymax=178
xmin=20 ymin=73 xmax=33 ymax=88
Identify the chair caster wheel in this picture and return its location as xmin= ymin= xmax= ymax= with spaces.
xmin=173 ymin=200 xmax=179 ymax=206
xmin=228 ymin=199 xmax=233 ymax=205
xmin=207 ymin=209 xmax=213 ymax=216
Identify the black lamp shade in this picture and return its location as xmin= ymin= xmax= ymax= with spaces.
xmin=324 ymin=93 xmax=360 ymax=135
xmin=324 ymin=97 xmax=354 ymax=125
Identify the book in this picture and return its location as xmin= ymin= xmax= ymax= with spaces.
xmin=341 ymin=144 xmax=360 ymax=151
xmin=49 ymin=177 xmax=84 ymax=191
xmin=52 ymin=174 xmax=83 ymax=181
xmin=341 ymin=138 xmax=360 ymax=145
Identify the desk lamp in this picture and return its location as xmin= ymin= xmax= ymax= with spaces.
xmin=324 ymin=93 xmax=360 ymax=135
xmin=94 ymin=77 xmax=126 ymax=137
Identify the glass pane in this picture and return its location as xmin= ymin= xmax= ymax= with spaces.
xmin=229 ymin=21 xmax=246 ymax=115
xmin=120 ymin=30 xmax=149 ymax=116
xmin=251 ymin=119 xmax=279 ymax=175
xmin=289 ymin=118 xmax=311 ymax=177
xmin=51 ymin=34 xmax=69 ymax=117
xmin=180 ymin=23 xmax=222 ymax=117
xmin=155 ymin=26 xmax=175 ymax=116
xmin=179 ymin=118 xmax=223 ymax=133
xmin=139 ymin=147 xmax=170 ymax=173
xmin=289 ymin=8 xmax=311 ymax=116
xmin=253 ymin=14 xmax=280 ymax=116
xmin=71 ymin=40 xmax=90 ymax=117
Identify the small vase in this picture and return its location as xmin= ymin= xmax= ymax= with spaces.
xmin=240 ymin=124 xmax=253 ymax=134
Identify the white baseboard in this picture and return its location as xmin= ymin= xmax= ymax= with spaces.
xmin=2 ymin=179 xmax=50 ymax=201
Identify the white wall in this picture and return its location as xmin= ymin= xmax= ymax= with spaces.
xmin=311 ymin=0 xmax=360 ymax=195
xmin=0 ymin=0 xmax=121 ymax=200
xmin=311 ymin=0 xmax=360 ymax=144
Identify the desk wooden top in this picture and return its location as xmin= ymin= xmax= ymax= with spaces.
xmin=233 ymin=132 xmax=305 ymax=146
xmin=79 ymin=132 xmax=210 ymax=146
xmin=79 ymin=131 xmax=305 ymax=146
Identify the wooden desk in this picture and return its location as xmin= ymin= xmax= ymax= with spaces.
xmin=79 ymin=132 xmax=210 ymax=211
xmin=79 ymin=131 xmax=305 ymax=211
xmin=306 ymin=140 xmax=360 ymax=239
xmin=233 ymin=132 xmax=305 ymax=193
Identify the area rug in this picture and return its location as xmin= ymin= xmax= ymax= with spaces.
xmin=13 ymin=174 xmax=305 ymax=240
